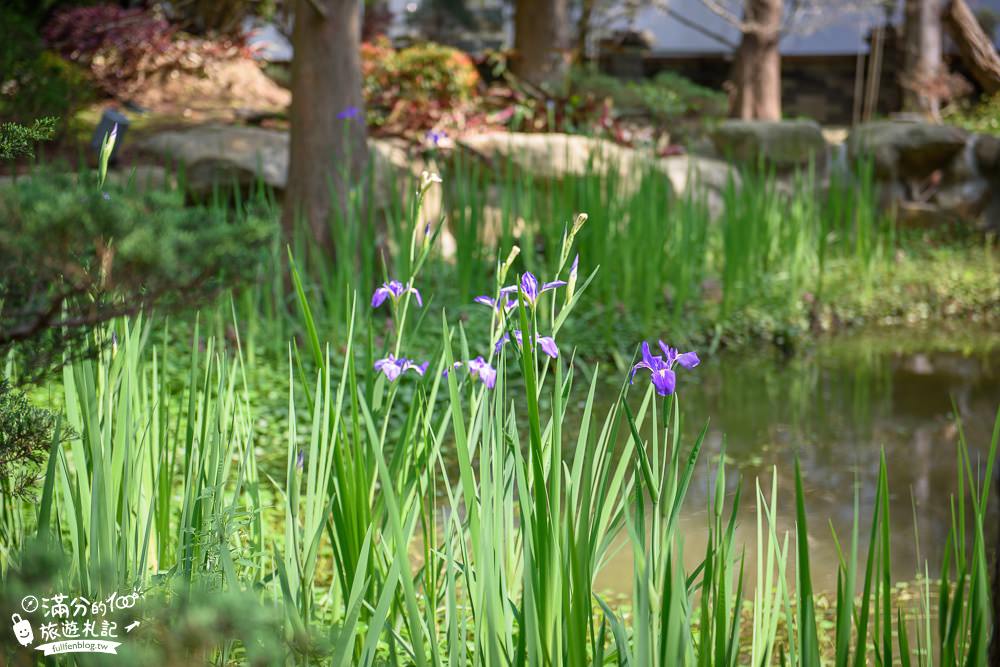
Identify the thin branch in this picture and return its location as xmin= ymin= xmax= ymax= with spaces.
xmin=663 ymin=6 xmax=738 ymax=48
xmin=697 ymin=0 xmax=749 ymax=30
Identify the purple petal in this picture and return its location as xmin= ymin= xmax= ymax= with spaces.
xmin=378 ymin=360 xmax=402 ymax=381
xmin=629 ymin=361 xmax=652 ymax=383
xmin=474 ymin=296 xmax=498 ymax=308
xmin=467 ymin=356 xmax=486 ymax=373
xmin=537 ymin=336 xmax=559 ymax=358
xmin=406 ymin=361 xmax=429 ymax=376
xmin=569 ymin=254 xmax=579 ymax=278
xmin=374 ymin=354 xmax=397 ymax=371
xmin=494 ymin=333 xmax=510 ymax=354
xmin=479 ymin=364 xmax=497 ymax=389
xmin=521 ymin=273 xmax=539 ymax=302
xmin=409 ymin=287 xmax=423 ymax=307
xmin=387 ymin=280 xmax=405 ymax=297
xmin=641 ymin=342 xmax=659 ymax=368
xmin=650 ymin=368 xmax=677 ymax=396
xmin=541 ymin=280 xmax=567 ymax=292
xmin=337 ymin=105 xmax=361 ymax=120
xmin=371 ymin=287 xmax=391 ymax=308
xmin=675 ymin=351 xmax=700 ymax=369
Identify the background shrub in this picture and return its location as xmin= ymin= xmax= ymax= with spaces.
xmin=0 ymin=8 xmax=92 ymax=126
xmin=0 ymin=171 xmax=271 ymax=378
xmin=42 ymin=4 xmax=248 ymax=98
xmin=362 ymin=37 xmax=480 ymax=131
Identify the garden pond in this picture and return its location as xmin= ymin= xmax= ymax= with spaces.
xmin=573 ymin=324 xmax=1000 ymax=597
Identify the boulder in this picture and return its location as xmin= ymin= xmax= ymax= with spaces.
xmin=140 ymin=125 xmax=289 ymax=191
xmin=973 ymin=134 xmax=1000 ymax=176
xmin=847 ymin=121 xmax=968 ymax=180
xmin=457 ymin=131 xmax=640 ymax=181
xmin=457 ymin=131 xmax=738 ymax=214
xmin=710 ymin=120 xmax=827 ymax=171
xmin=658 ymin=155 xmax=738 ymax=217
xmin=139 ymin=124 xmax=431 ymax=206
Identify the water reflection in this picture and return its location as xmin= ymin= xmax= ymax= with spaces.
xmin=593 ymin=326 xmax=1000 ymax=594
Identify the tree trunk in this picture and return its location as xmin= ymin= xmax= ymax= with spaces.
xmin=903 ymin=0 xmax=944 ymax=117
xmin=574 ymin=0 xmax=595 ymax=65
xmin=282 ymin=0 xmax=368 ymax=254
xmin=729 ymin=0 xmax=782 ymax=120
xmin=942 ymin=0 xmax=1000 ymax=94
xmin=512 ymin=0 xmax=569 ymax=91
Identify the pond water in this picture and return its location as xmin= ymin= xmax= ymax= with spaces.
xmin=589 ymin=325 xmax=1000 ymax=596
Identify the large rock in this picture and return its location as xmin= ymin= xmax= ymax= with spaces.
xmin=973 ymin=134 xmax=1000 ymax=176
xmin=457 ymin=131 xmax=737 ymax=213
xmin=139 ymin=124 xmax=432 ymax=210
xmin=659 ymin=155 xmax=739 ymax=217
xmin=710 ymin=120 xmax=827 ymax=171
xmin=140 ymin=125 xmax=289 ymax=191
xmin=457 ymin=132 xmax=641 ymax=180
xmin=847 ymin=121 xmax=968 ymax=180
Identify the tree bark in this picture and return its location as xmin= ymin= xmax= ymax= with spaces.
xmin=282 ymin=0 xmax=368 ymax=254
xmin=729 ymin=0 xmax=782 ymax=120
xmin=903 ymin=0 xmax=944 ymax=117
xmin=512 ymin=0 xmax=569 ymax=91
xmin=942 ymin=0 xmax=1000 ymax=94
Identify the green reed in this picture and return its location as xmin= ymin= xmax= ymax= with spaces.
xmin=0 ymin=157 xmax=993 ymax=666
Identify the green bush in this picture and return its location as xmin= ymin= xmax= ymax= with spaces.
xmin=0 ymin=379 xmax=57 ymax=499
xmin=949 ymin=91 xmax=1000 ymax=135
xmin=0 ymin=8 xmax=92 ymax=126
xmin=0 ymin=170 xmax=271 ymax=378
xmin=362 ymin=37 xmax=480 ymax=131
xmin=570 ymin=66 xmax=726 ymax=133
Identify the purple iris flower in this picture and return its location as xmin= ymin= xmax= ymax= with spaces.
xmin=372 ymin=280 xmax=423 ymax=309
xmin=443 ymin=356 xmax=497 ymax=389
xmin=476 ymin=271 xmax=566 ymax=310
xmin=426 ymin=129 xmax=447 ymax=146
xmin=629 ymin=341 xmax=700 ymax=396
xmin=374 ymin=354 xmax=429 ymax=381
xmin=467 ymin=356 xmax=498 ymax=388
xmin=495 ymin=330 xmax=559 ymax=359
xmin=337 ymin=106 xmax=361 ymax=120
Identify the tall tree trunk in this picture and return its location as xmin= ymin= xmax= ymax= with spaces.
xmin=511 ymin=0 xmax=569 ymax=91
xmin=942 ymin=0 xmax=1000 ymax=94
xmin=729 ymin=0 xmax=782 ymax=120
xmin=574 ymin=0 xmax=595 ymax=65
xmin=282 ymin=0 xmax=368 ymax=254
xmin=903 ymin=0 xmax=944 ymax=117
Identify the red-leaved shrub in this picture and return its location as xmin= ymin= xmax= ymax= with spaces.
xmin=43 ymin=5 xmax=246 ymax=98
